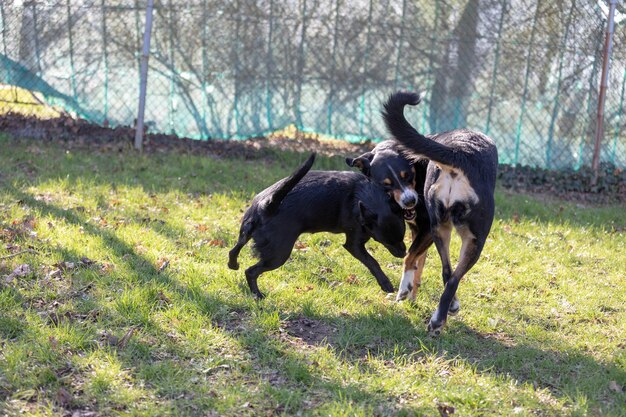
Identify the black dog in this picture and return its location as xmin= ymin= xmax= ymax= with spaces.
xmin=347 ymin=142 xmax=432 ymax=303
xmin=383 ymin=91 xmax=498 ymax=335
xmin=228 ymin=153 xmax=406 ymax=299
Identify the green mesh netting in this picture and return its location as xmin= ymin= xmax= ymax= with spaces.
xmin=1 ymin=0 xmax=625 ymax=169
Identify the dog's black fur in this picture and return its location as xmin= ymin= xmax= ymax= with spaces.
xmin=228 ymin=153 xmax=406 ymax=299
xmin=346 ymin=141 xmax=432 ymax=304
xmin=383 ymin=91 xmax=498 ymax=335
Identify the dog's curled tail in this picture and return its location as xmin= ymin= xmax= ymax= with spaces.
xmin=382 ymin=91 xmax=455 ymax=167
xmin=265 ymin=153 xmax=316 ymax=215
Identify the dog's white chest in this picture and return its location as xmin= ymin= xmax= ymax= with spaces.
xmin=430 ymin=165 xmax=479 ymax=208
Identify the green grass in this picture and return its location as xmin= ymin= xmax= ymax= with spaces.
xmin=0 ymin=135 xmax=625 ymax=416
xmin=0 ymin=85 xmax=62 ymax=118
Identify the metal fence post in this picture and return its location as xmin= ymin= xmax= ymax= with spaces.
xmin=592 ymin=0 xmax=618 ymax=180
xmin=135 ymin=0 xmax=155 ymax=151
xmin=101 ymin=0 xmax=109 ymax=124
xmin=65 ymin=0 xmax=77 ymax=103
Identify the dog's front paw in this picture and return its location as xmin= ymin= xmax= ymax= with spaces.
xmin=228 ymin=260 xmax=240 ymax=270
xmin=395 ymin=289 xmax=409 ymax=302
xmin=427 ymin=314 xmax=445 ymax=336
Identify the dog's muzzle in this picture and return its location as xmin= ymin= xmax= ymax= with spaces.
xmin=403 ymin=209 xmax=416 ymax=221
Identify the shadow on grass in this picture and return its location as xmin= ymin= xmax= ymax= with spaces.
xmin=3 ymin=188 xmax=433 ymax=415
xmin=283 ymin=307 xmax=625 ymax=414
xmin=495 ymin=187 xmax=626 ymax=231
xmin=3 ymin=144 xmax=625 ymax=414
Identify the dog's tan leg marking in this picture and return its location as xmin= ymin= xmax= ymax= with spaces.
xmin=397 ymin=227 xmax=424 ymax=301
xmin=408 ymin=251 xmax=427 ymax=301
xmin=396 ymin=227 xmax=419 ymax=301
xmin=396 ymin=227 xmax=433 ymax=302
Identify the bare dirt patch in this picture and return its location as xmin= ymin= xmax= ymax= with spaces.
xmin=3 ymin=113 xmax=624 ymax=204
xmin=281 ymin=316 xmax=337 ymax=347
xmin=0 ymin=112 xmax=371 ymax=160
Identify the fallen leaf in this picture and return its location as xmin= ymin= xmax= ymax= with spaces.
xmin=100 ymin=262 xmax=114 ymax=273
xmin=45 ymin=269 xmax=63 ymax=280
xmin=346 ymin=274 xmax=359 ymax=284
xmin=56 ymin=387 xmax=73 ymax=407
xmin=7 ymin=264 xmax=32 ymax=280
xmin=157 ymin=290 xmax=171 ymax=304
xmin=71 ymin=410 xmax=98 ymax=417
xmin=437 ymin=403 xmax=455 ymax=416
xmin=53 ymin=261 xmax=76 ymax=271
xmin=195 ymin=224 xmax=209 ymax=232
xmin=118 ymin=327 xmax=137 ymax=349
xmin=609 ymin=380 xmax=623 ymax=393
xmin=208 ymin=239 xmax=225 ymax=247
xmin=101 ymin=332 xmax=119 ymax=346
xmin=203 ymin=364 xmax=231 ymax=375
xmin=294 ymin=241 xmax=308 ymax=251
xmin=79 ymin=256 xmax=95 ymax=266
xmin=157 ymin=258 xmax=170 ymax=272
xmin=193 ymin=239 xmax=210 ymax=248
xmin=49 ymin=336 xmax=59 ymax=350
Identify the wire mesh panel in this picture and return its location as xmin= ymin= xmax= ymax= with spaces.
xmin=0 ymin=0 xmax=625 ymax=168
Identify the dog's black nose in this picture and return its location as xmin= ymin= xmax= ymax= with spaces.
xmin=401 ymin=194 xmax=417 ymax=208
xmin=388 ymin=243 xmax=406 ymax=258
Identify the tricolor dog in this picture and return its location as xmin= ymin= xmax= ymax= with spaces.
xmin=346 ymin=141 xmax=432 ymax=304
xmin=383 ymin=91 xmax=498 ymax=335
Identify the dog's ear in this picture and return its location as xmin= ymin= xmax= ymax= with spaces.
xmin=346 ymin=152 xmax=373 ymax=176
xmin=358 ymin=201 xmax=378 ymax=227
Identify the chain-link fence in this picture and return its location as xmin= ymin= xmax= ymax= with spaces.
xmin=1 ymin=0 xmax=625 ymax=169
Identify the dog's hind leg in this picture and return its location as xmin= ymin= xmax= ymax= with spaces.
xmin=427 ymin=222 xmax=453 ymax=335
xmin=244 ymin=234 xmax=297 ymax=299
xmin=429 ymin=226 xmax=482 ymax=336
xmin=344 ymin=237 xmax=395 ymax=293
xmin=396 ymin=227 xmax=433 ymax=301
xmin=228 ymin=222 xmax=254 ymax=270
xmin=244 ymin=261 xmax=272 ymax=299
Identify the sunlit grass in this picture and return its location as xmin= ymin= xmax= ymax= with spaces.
xmin=0 ymin=136 xmax=625 ymax=416
xmin=0 ymin=85 xmax=63 ymax=118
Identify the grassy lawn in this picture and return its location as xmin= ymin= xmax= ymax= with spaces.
xmin=0 ymin=135 xmax=625 ymax=416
